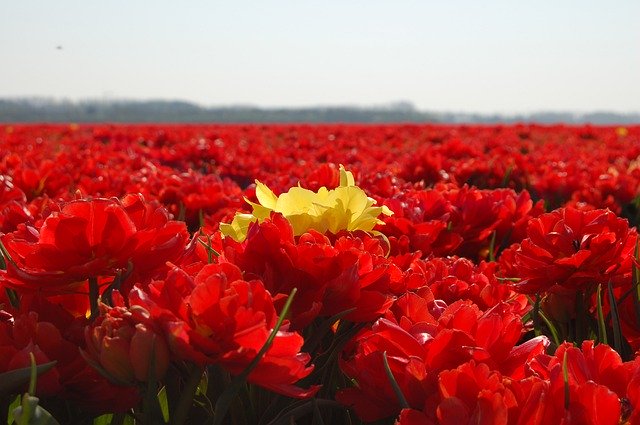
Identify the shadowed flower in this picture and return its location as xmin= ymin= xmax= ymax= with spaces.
xmin=83 ymin=294 xmax=170 ymax=385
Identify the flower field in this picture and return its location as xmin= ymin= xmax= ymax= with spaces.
xmin=1 ymin=123 xmax=640 ymax=424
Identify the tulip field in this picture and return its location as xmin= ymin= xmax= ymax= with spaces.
xmin=2 ymin=123 xmax=640 ymax=424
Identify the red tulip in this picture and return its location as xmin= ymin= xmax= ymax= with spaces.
xmin=338 ymin=294 xmax=547 ymax=422
xmin=0 ymin=194 xmax=189 ymax=293
xmin=222 ymin=214 xmax=397 ymax=328
xmin=129 ymin=262 xmax=318 ymax=398
xmin=436 ymin=361 xmax=516 ymax=425
xmin=84 ymin=300 xmax=170 ymax=384
xmin=514 ymin=207 xmax=636 ymax=296
xmin=0 ymin=309 xmax=140 ymax=412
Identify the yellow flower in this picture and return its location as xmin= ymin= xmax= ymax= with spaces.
xmin=220 ymin=166 xmax=393 ymax=242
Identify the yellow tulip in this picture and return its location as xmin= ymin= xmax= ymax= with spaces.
xmin=220 ymin=166 xmax=393 ymax=242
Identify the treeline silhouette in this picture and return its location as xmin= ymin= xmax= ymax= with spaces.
xmin=1 ymin=98 xmax=639 ymax=124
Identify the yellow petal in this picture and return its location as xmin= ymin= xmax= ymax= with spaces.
xmin=221 ymin=167 xmax=392 ymax=241
xmin=339 ymin=164 xmax=355 ymax=187
xmin=246 ymin=199 xmax=272 ymax=220
xmin=219 ymin=213 xmax=257 ymax=242
xmin=276 ymin=186 xmax=319 ymax=215
xmin=381 ymin=204 xmax=393 ymax=216
xmin=286 ymin=213 xmax=317 ymax=235
xmin=255 ymin=180 xmax=278 ymax=209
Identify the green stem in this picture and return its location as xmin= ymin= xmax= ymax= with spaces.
xmin=531 ymin=295 xmax=541 ymax=336
xmin=212 ymin=288 xmax=298 ymax=425
xmin=266 ymin=399 xmax=345 ymax=425
xmin=171 ymin=364 xmax=205 ymax=425
xmin=575 ymin=291 xmax=586 ymax=343
xmin=142 ymin=337 xmax=160 ymax=425
xmin=596 ymin=284 xmax=608 ymax=345
xmin=5 ymin=288 xmax=19 ymax=309
xmin=607 ymin=280 xmax=624 ymax=357
xmin=633 ymin=239 xmax=640 ymax=328
xmin=89 ymin=277 xmax=99 ymax=320
xmin=562 ymin=351 xmax=570 ymax=410
xmin=488 ymin=231 xmax=496 ymax=262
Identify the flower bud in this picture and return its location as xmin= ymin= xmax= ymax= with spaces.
xmin=85 ymin=306 xmax=169 ymax=384
xmin=130 ymin=323 xmax=170 ymax=382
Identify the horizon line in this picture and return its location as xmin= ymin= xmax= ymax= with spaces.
xmin=2 ymin=96 xmax=640 ymax=117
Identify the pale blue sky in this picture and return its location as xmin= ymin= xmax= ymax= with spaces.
xmin=1 ymin=1 xmax=639 ymax=113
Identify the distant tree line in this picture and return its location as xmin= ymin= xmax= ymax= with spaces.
xmin=0 ymin=98 xmax=638 ymax=124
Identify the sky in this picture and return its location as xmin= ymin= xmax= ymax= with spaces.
xmin=1 ymin=1 xmax=639 ymax=114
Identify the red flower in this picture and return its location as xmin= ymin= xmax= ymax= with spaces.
xmin=0 ymin=309 xmax=140 ymax=412
xmin=435 ymin=361 xmax=517 ymax=425
xmin=129 ymin=262 xmax=317 ymax=398
xmin=513 ymin=207 xmax=636 ymax=296
xmin=381 ymin=186 xmax=542 ymax=260
xmin=381 ymin=188 xmax=462 ymax=257
xmin=83 ymin=294 xmax=170 ymax=384
xmin=222 ymin=214 xmax=397 ymax=328
xmin=528 ymin=341 xmax=633 ymax=400
xmin=520 ymin=341 xmax=634 ymax=425
xmin=0 ymin=194 xmax=189 ymax=293
xmin=338 ymin=293 xmax=547 ymax=422
xmin=396 ymin=409 xmax=437 ymax=425
xmin=0 ymin=312 xmax=63 ymax=396
xmin=157 ymin=170 xmax=243 ymax=231
xmin=445 ymin=186 xmax=543 ymax=260
xmin=396 ymin=341 xmax=637 ymax=425
xmin=407 ymin=256 xmax=529 ymax=315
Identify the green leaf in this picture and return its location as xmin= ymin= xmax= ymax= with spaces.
xmin=4 ymin=288 xmax=19 ymax=309
xmin=13 ymin=394 xmax=60 ymax=425
xmin=158 ymin=387 xmax=170 ymax=424
xmin=92 ymin=414 xmax=113 ymax=425
xmin=488 ymin=231 xmax=497 ymax=262
xmin=196 ymin=370 xmax=208 ymax=396
xmin=538 ymin=309 xmax=561 ymax=347
xmin=501 ymin=165 xmax=513 ymax=187
xmin=93 ymin=412 xmax=134 ymax=425
xmin=0 ymin=238 xmax=16 ymax=267
xmin=171 ymin=364 xmax=205 ymax=425
xmin=7 ymin=394 xmax=20 ymax=424
xmin=197 ymin=231 xmax=220 ymax=264
xmin=382 ymin=351 xmax=409 ymax=409
xmin=302 ymin=308 xmax=356 ymax=354
xmin=0 ymin=362 xmax=57 ymax=399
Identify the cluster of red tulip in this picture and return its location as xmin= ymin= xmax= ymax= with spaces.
xmin=0 ymin=123 xmax=639 ymax=424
